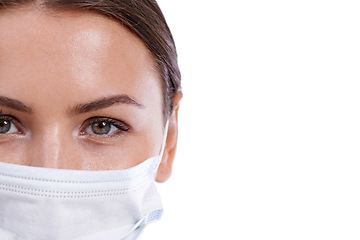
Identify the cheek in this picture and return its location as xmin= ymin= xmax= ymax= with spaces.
xmin=0 ymin=131 xmax=163 ymax=170
xmin=77 ymin=134 xmax=163 ymax=170
xmin=0 ymin=140 xmax=29 ymax=165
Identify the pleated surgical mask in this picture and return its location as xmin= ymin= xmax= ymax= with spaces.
xmin=0 ymin=122 xmax=169 ymax=240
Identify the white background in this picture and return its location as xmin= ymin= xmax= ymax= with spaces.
xmin=147 ymin=1 xmax=360 ymax=239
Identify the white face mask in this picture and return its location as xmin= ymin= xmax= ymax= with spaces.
xmin=0 ymin=123 xmax=168 ymax=240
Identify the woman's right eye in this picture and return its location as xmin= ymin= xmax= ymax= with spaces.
xmin=0 ymin=117 xmax=21 ymax=134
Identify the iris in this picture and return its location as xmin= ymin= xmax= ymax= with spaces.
xmin=91 ymin=121 xmax=111 ymax=135
xmin=0 ymin=119 xmax=10 ymax=134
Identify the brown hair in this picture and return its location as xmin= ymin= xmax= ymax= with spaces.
xmin=0 ymin=0 xmax=181 ymax=121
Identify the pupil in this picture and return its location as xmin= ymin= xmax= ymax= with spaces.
xmin=92 ymin=121 xmax=111 ymax=135
xmin=0 ymin=120 xmax=10 ymax=133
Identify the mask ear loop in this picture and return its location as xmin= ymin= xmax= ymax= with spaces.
xmin=152 ymin=120 xmax=169 ymax=177
xmin=159 ymin=120 xmax=169 ymax=158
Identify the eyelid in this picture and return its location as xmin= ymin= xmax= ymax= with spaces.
xmin=79 ymin=116 xmax=130 ymax=137
xmin=0 ymin=113 xmax=24 ymax=134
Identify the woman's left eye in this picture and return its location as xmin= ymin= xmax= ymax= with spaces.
xmin=82 ymin=118 xmax=130 ymax=137
xmin=0 ymin=117 xmax=21 ymax=134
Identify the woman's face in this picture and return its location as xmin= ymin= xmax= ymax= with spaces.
xmin=0 ymin=8 xmax=166 ymax=170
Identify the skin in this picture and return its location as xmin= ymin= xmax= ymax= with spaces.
xmin=0 ymin=6 xmax=181 ymax=182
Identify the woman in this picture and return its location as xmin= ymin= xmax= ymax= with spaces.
xmin=0 ymin=0 xmax=182 ymax=239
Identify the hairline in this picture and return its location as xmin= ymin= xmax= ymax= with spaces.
xmin=0 ymin=2 xmax=171 ymax=124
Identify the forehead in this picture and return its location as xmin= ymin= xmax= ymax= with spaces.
xmin=0 ymin=7 xmax=161 ymax=111
xmin=0 ymin=8 xmax=151 ymax=64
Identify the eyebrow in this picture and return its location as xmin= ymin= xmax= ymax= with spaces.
xmin=0 ymin=96 xmax=32 ymax=113
xmin=68 ymin=95 xmax=145 ymax=115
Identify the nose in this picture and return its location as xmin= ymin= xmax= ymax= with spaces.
xmin=26 ymin=124 xmax=78 ymax=169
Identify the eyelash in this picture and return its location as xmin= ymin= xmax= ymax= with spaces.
xmin=80 ymin=117 xmax=130 ymax=138
xmin=0 ymin=111 xmax=24 ymax=134
xmin=0 ymin=111 xmax=130 ymax=138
